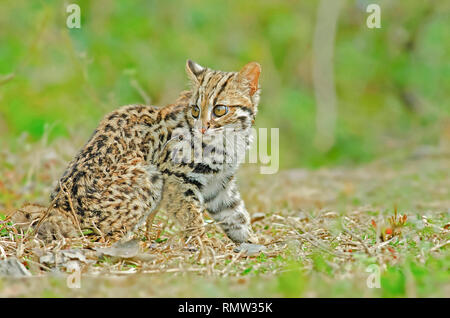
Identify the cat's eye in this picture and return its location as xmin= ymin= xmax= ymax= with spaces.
xmin=191 ymin=105 xmax=200 ymax=118
xmin=213 ymin=105 xmax=228 ymax=117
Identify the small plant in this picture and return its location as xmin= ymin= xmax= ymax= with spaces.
xmin=155 ymin=237 xmax=168 ymax=243
xmin=0 ymin=213 xmax=13 ymax=237
xmin=82 ymin=229 xmax=94 ymax=235
xmin=370 ymin=206 xmax=408 ymax=241
xmin=388 ymin=205 xmax=407 ymax=228
xmin=385 ymin=205 xmax=407 ymax=240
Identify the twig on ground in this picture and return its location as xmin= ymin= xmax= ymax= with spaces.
xmin=431 ymin=240 xmax=449 ymax=252
xmin=221 ymin=251 xmax=245 ymax=277
xmin=341 ymin=220 xmax=373 ymax=256
xmin=60 ymin=181 xmax=85 ymax=239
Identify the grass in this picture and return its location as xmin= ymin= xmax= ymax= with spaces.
xmin=0 ymin=134 xmax=448 ymax=297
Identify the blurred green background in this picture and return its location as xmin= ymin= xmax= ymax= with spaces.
xmin=0 ymin=0 xmax=449 ymax=168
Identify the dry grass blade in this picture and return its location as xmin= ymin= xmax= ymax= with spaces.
xmin=430 ymin=240 xmax=449 ymax=252
xmin=341 ymin=220 xmax=373 ymax=256
xmin=60 ymin=181 xmax=85 ymax=239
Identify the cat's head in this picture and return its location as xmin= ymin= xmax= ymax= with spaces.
xmin=185 ymin=60 xmax=261 ymax=136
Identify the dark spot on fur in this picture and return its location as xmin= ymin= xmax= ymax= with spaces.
xmin=151 ymin=175 xmax=160 ymax=183
xmin=166 ymin=111 xmax=178 ymax=121
xmin=193 ymin=163 xmax=218 ymax=174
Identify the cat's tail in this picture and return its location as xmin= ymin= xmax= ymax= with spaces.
xmin=11 ymin=203 xmax=79 ymax=242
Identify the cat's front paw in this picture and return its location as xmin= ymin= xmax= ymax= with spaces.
xmin=227 ymin=226 xmax=258 ymax=244
xmin=246 ymin=233 xmax=259 ymax=244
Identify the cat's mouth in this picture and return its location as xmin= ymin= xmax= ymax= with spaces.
xmin=192 ymin=125 xmax=244 ymax=136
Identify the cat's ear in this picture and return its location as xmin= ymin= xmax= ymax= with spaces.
xmin=238 ymin=62 xmax=261 ymax=96
xmin=186 ymin=59 xmax=206 ymax=84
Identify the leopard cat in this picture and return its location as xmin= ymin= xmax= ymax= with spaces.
xmin=37 ymin=60 xmax=261 ymax=244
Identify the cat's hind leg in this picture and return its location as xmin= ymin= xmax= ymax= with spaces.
xmin=75 ymin=162 xmax=164 ymax=242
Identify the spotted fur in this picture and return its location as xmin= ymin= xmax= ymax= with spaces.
xmin=39 ymin=60 xmax=261 ymax=244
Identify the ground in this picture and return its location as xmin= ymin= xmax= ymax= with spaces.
xmin=0 ymin=137 xmax=449 ymax=297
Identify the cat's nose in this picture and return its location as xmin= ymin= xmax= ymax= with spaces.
xmin=200 ymin=127 xmax=207 ymax=134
